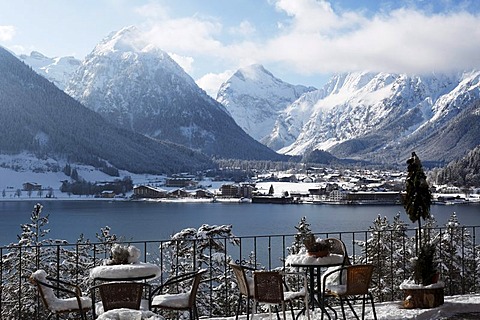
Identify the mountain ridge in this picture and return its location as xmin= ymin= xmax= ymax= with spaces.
xmin=0 ymin=45 xmax=214 ymax=174
xmin=66 ymin=27 xmax=283 ymax=161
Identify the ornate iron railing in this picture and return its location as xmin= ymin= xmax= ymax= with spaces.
xmin=1 ymin=226 xmax=479 ymax=319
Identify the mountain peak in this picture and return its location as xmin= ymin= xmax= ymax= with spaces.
xmin=217 ymin=64 xmax=316 ymax=142
xmin=93 ymin=25 xmax=146 ymax=56
xmin=67 ymin=34 xmax=280 ymax=161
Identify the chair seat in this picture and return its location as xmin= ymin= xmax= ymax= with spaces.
xmin=96 ymin=299 xmax=150 ymax=315
xmin=50 ymin=296 xmax=92 ymax=312
xmin=152 ymin=292 xmax=190 ymax=309
xmin=284 ymin=288 xmax=306 ymax=301
xmin=96 ymin=308 xmax=163 ymax=320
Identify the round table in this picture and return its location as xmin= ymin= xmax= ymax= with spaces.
xmin=90 ymin=262 xmax=161 ymax=281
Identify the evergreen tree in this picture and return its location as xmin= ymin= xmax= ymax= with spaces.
xmin=160 ymin=224 xmax=240 ymax=317
xmin=358 ymin=213 xmax=412 ymax=301
xmin=438 ymin=213 xmax=477 ymax=294
xmin=404 ymin=152 xmax=432 ymax=244
xmin=268 ymin=184 xmax=274 ymax=195
xmin=288 ymin=216 xmax=313 ymax=255
xmin=404 ymin=152 xmax=435 ymax=285
xmin=0 ymin=204 xmax=108 ymax=319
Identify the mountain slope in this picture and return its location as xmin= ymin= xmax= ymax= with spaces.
xmin=269 ymin=71 xmax=479 ymax=164
xmin=18 ymin=51 xmax=80 ymax=90
xmin=216 ymin=64 xmax=315 ymax=144
xmin=0 ymin=46 xmax=213 ymax=174
xmin=66 ymin=27 xmax=283 ymax=161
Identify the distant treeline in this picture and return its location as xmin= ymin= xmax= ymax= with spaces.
xmin=60 ymin=176 xmax=133 ymax=196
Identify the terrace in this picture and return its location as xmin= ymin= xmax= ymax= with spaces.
xmin=1 ymin=223 xmax=480 ymax=319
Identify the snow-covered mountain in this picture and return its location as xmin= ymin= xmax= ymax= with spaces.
xmin=216 ymin=64 xmax=315 ymax=143
xmin=264 ymin=71 xmax=480 ymax=164
xmin=0 ymin=46 xmax=214 ymax=174
xmin=18 ymin=51 xmax=80 ymax=90
xmin=66 ymin=27 xmax=282 ymax=161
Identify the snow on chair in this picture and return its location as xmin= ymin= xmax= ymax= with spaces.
xmin=150 ymin=268 xmax=207 ymax=320
xmin=30 ymin=269 xmax=92 ymax=320
xmin=229 ymin=262 xmax=257 ymax=320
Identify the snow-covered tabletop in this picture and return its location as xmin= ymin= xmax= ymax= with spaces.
xmin=285 ymin=253 xmax=344 ymax=267
xmin=96 ymin=308 xmax=164 ymax=320
xmin=90 ymin=262 xmax=161 ymax=281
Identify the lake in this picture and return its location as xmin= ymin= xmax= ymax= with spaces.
xmin=0 ymin=200 xmax=479 ymax=246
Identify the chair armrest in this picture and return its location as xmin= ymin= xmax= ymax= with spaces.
xmin=41 ymin=278 xmax=80 ymax=297
xmin=151 ymin=270 xmax=198 ymax=296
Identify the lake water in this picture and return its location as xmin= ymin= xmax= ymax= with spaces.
xmin=0 ymin=200 xmax=479 ymax=246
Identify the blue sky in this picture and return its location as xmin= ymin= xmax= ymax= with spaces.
xmin=1 ymin=0 xmax=479 ymax=96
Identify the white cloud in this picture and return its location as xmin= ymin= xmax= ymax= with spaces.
xmin=265 ymin=0 xmax=480 ymax=74
xmin=143 ymin=16 xmax=223 ymax=55
xmin=229 ymin=20 xmax=256 ymax=37
xmin=196 ymin=70 xmax=234 ymax=98
xmin=0 ymin=25 xmax=15 ymax=41
xmin=135 ymin=0 xmax=480 ymax=84
xmin=168 ymin=52 xmax=194 ymax=73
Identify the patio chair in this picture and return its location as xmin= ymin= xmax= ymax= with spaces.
xmin=229 ymin=262 xmax=257 ymax=320
xmin=30 ymin=269 xmax=91 ymax=320
xmin=150 ymin=268 xmax=207 ymax=320
xmin=325 ymin=238 xmax=350 ymax=266
xmin=253 ymin=270 xmax=309 ymax=320
xmin=92 ymin=282 xmax=148 ymax=313
xmin=322 ymin=264 xmax=377 ymax=320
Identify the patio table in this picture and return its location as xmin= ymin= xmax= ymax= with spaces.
xmin=90 ymin=262 xmax=161 ymax=282
xmin=286 ymin=253 xmax=345 ymax=319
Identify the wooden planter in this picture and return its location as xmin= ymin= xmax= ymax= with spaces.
xmin=402 ymin=287 xmax=444 ymax=309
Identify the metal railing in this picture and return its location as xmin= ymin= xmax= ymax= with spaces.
xmin=1 ymin=226 xmax=479 ymax=319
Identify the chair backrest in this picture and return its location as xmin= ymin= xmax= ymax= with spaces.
xmin=345 ymin=264 xmax=374 ymax=296
xmin=98 ymin=282 xmax=145 ymax=311
xmin=326 ymin=238 xmax=350 ymax=265
xmin=253 ymin=271 xmax=284 ymax=304
xmin=188 ymin=269 xmax=207 ymax=307
xmin=229 ymin=262 xmax=252 ymax=297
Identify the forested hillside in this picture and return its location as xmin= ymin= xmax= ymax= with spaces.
xmin=0 ymin=46 xmax=214 ymax=174
xmin=430 ymin=145 xmax=480 ymax=187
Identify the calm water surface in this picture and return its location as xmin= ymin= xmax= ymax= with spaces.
xmin=0 ymin=200 xmax=479 ymax=246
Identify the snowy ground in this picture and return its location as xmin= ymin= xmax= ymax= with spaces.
xmin=96 ymin=294 xmax=480 ymax=320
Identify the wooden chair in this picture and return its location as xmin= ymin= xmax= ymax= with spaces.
xmin=322 ymin=264 xmax=377 ymax=320
xmin=253 ymin=270 xmax=309 ymax=320
xmin=229 ymin=262 xmax=256 ymax=320
xmin=150 ymin=268 xmax=207 ymax=320
xmin=30 ymin=270 xmax=91 ymax=320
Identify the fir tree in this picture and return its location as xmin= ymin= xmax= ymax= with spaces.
xmin=358 ymin=213 xmax=412 ymax=301
xmin=438 ymin=213 xmax=477 ymax=294
xmin=404 ymin=152 xmax=435 ymax=285
xmin=160 ymin=224 xmax=240 ymax=317
xmin=288 ymin=216 xmax=313 ymax=255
